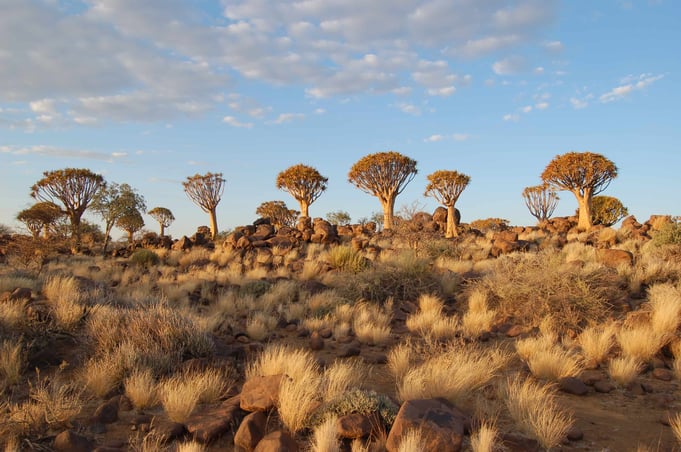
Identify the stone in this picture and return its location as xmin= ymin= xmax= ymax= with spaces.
xmin=558 ymin=377 xmax=589 ymax=396
xmin=9 ymin=287 xmax=32 ymax=301
xmin=593 ymin=381 xmax=616 ymax=393
xmin=501 ymin=432 xmax=541 ymax=452
xmin=595 ymin=248 xmax=633 ymax=268
xmin=153 ymin=420 xmax=186 ymax=442
xmin=92 ymin=397 xmax=119 ymax=424
xmin=240 ymin=375 xmax=286 ymax=412
xmin=505 ymin=325 xmax=525 ymax=338
xmin=566 ymin=426 xmax=584 ymax=441
xmin=172 ymin=236 xmax=193 ymax=251
xmin=254 ymin=430 xmax=300 ymax=452
xmin=309 ymin=331 xmax=324 ymax=351
xmin=234 ymin=410 xmax=268 ymax=451
xmin=386 ymin=398 xmax=467 ymax=452
xmin=580 ymin=370 xmax=604 ymax=386
xmin=54 ymin=430 xmax=95 ymax=452
xmin=652 ymin=368 xmax=673 ymax=381
xmin=339 ymin=344 xmax=361 ymax=358
xmin=337 ymin=413 xmax=373 ymax=439
xmin=186 ymin=396 xmax=245 ymax=443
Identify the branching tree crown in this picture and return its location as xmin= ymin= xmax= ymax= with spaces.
xmin=92 ymin=183 xmax=146 ymax=253
xmin=348 ymin=151 xmax=417 ymax=230
xmin=256 ymin=200 xmax=299 ymax=228
xmin=30 ymin=168 xmax=105 ymax=246
xmin=541 ymin=152 xmax=617 ymax=231
xmin=183 ymin=172 xmax=225 ymax=240
xmin=148 ymin=207 xmax=175 ymax=237
xmin=424 ymin=170 xmax=470 ymax=238
xmin=327 ymin=210 xmax=352 ymax=226
xmin=591 ymin=195 xmax=628 ymax=227
xmin=522 ymin=184 xmax=559 ymax=223
xmin=116 ymin=209 xmax=145 ymax=243
xmin=276 ymin=164 xmax=328 ymax=218
xmin=16 ymin=202 xmax=64 ymax=238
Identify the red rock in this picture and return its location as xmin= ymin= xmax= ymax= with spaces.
xmin=234 ymin=411 xmax=268 ymax=451
xmin=240 ymin=375 xmax=285 ymax=412
xmin=652 ymin=368 xmax=673 ymax=381
xmin=254 ymin=430 xmax=300 ymax=452
xmin=596 ymin=249 xmax=633 ymax=268
xmin=186 ymin=396 xmax=245 ymax=443
xmin=54 ymin=430 xmax=95 ymax=452
xmin=337 ymin=413 xmax=373 ymax=439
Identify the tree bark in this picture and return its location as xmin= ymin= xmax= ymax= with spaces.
xmin=577 ymin=194 xmax=593 ymax=231
xmin=209 ymin=209 xmax=218 ymax=240
xmin=127 ymin=230 xmax=134 ymax=243
xmin=159 ymin=224 xmax=165 ymax=237
xmin=299 ymin=200 xmax=310 ymax=218
xmin=381 ymin=196 xmax=396 ymax=230
xmin=446 ymin=204 xmax=458 ymax=238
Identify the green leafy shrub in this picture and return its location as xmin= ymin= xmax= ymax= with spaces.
xmin=309 ymin=388 xmax=399 ymax=429
xmin=652 ymin=219 xmax=681 ymax=246
xmin=130 ymin=249 xmax=160 ymax=267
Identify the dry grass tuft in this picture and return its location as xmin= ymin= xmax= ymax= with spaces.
xmin=516 ymin=336 xmax=583 ymax=381
xmin=246 ymin=344 xmax=318 ymax=382
xmin=462 ymin=288 xmax=496 ymax=339
xmin=647 ymin=283 xmax=681 ymax=335
xmin=278 ymin=369 xmax=322 ymax=434
xmin=159 ymin=375 xmax=200 ymax=423
xmin=396 ymin=429 xmax=425 ymax=452
xmin=323 ymin=360 xmax=366 ymax=403
xmin=176 ymin=441 xmax=206 ymax=452
xmin=353 ymin=302 xmax=392 ymax=345
xmin=608 ymin=356 xmax=643 ymax=387
xmin=246 ymin=312 xmax=278 ymax=341
xmin=503 ymin=376 xmax=573 ymax=450
xmin=398 ymin=344 xmax=509 ymax=405
xmin=0 ymin=341 xmax=24 ymax=389
xmin=388 ymin=341 xmax=413 ymax=383
xmin=669 ymin=412 xmax=681 ymax=445
xmin=578 ymin=323 xmax=617 ymax=367
xmin=470 ymin=421 xmax=498 ymax=452
xmin=81 ymin=355 xmax=125 ymax=398
xmin=616 ymin=324 xmax=666 ymax=362
xmin=310 ymin=416 xmax=341 ymax=452
xmin=124 ymin=368 xmax=158 ymax=410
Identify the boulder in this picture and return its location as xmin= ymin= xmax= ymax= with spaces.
xmin=234 ymin=411 xmax=268 ymax=451
xmin=386 ymin=398 xmax=467 ymax=452
xmin=240 ymin=374 xmax=286 ymax=412
xmin=185 ymin=395 xmax=245 ymax=443
xmin=9 ymin=287 xmax=32 ymax=301
xmin=595 ymin=249 xmax=633 ymax=268
xmin=337 ymin=413 xmax=373 ymax=439
xmin=172 ymin=236 xmax=193 ymax=251
xmin=54 ymin=430 xmax=95 ymax=452
xmin=254 ymin=431 xmax=299 ymax=452
xmin=91 ymin=397 xmax=119 ymax=424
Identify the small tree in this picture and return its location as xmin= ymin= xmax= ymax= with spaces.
xmin=276 ymin=164 xmax=328 ymax=218
xmin=16 ymin=202 xmax=64 ymax=239
xmin=541 ymin=152 xmax=618 ymax=231
xmin=256 ymin=201 xmax=299 ymax=228
xmin=327 ymin=210 xmax=352 ymax=226
xmin=30 ymin=168 xmax=105 ymax=247
xmin=92 ymin=183 xmax=146 ymax=253
xmin=591 ymin=196 xmax=628 ymax=227
xmin=522 ymin=184 xmax=559 ymax=223
xmin=116 ymin=209 xmax=145 ymax=243
xmin=183 ymin=172 xmax=225 ymax=240
xmin=148 ymin=207 xmax=175 ymax=237
xmin=348 ymin=151 xmax=417 ymax=230
xmin=424 ymin=170 xmax=470 ymax=238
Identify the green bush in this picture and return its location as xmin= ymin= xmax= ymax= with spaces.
xmin=130 ymin=249 xmax=160 ymax=267
xmin=326 ymin=245 xmax=370 ymax=273
xmin=309 ymin=388 xmax=399 ymax=429
xmin=652 ymin=219 xmax=681 ymax=246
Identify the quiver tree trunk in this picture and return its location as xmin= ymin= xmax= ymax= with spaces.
xmin=381 ymin=196 xmax=396 ymax=230
xmin=209 ymin=209 xmax=218 ymax=240
xmin=577 ymin=195 xmax=593 ymax=232
xmin=446 ymin=205 xmax=458 ymax=238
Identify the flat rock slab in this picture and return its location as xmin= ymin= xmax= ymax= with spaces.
xmin=254 ymin=430 xmax=299 ymax=452
xmin=185 ymin=395 xmax=245 ymax=443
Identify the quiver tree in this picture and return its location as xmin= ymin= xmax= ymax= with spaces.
xmin=348 ymin=151 xmax=417 ymax=230
xmin=541 ymin=152 xmax=618 ymax=231
xmin=327 ymin=210 xmax=351 ymax=226
xmin=183 ymin=172 xmax=225 ymax=240
xmin=591 ymin=196 xmax=628 ymax=227
xmin=276 ymin=164 xmax=328 ymax=218
xmin=424 ymin=170 xmax=470 ymax=238
xmin=256 ymin=201 xmax=299 ymax=228
xmin=148 ymin=207 xmax=175 ymax=237
xmin=522 ymin=184 xmax=559 ymax=223
xmin=92 ymin=183 xmax=146 ymax=253
xmin=30 ymin=168 xmax=105 ymax=247
xmin=16 ymin=202 xmax=64 ymax=239
xmin=116 ymin=209 xmax=145 ymax=243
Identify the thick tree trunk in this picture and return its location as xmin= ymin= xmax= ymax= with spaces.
xmin=577 ymin=195 xmax=593 ymax=231
xmin=300 ymin=200 xmax=310 ymax=218
xmin=381 ymin=196 xmax=396 ymax=230
xmin=159 ymin=224 xmax=165 ymax=237
xmin=209 ymin=209 xmax=218 ymax=240
xmin=445 ymin=204 xmax=458 ymax=238
xmin=127 ymin=230 xmax=134 ymax=243
xmin=71 ymin=215 xmax=81 ymax=252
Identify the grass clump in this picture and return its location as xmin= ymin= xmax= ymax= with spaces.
xmin=0 ymin=340 xmax=24 ymax=390
xmin=309 ymin=416 xmax=341 ymax=452
xmin=578 ymin=323 xmax=616 ymax=367
xmin=608 ymin=356 xmax=643 ymax=387
xmin=124 ymin=368 xmax=158 ymax=410
xmin=515 ymin=336 xmax=583 ymax=381
xmin=326 ymin=245 xmax=370 ymax=273
xmin=652 ymin=219 xmax=681 ymax=246
xmin=130 ymin=249 xmax=160 ymax=268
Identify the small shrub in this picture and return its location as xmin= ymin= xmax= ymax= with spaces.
xmin=326 ymin=245 xmax=370 ymax=273
xmin=470 ymin=421 xmax=498 ymax=452
xmin=608 ymin=356 xmax=643 ymax=386
xmin=125 ymin=368 xmax=158 ymax=410
xmin=310 ymin=416 xmax=341 ymax=452
xmin=578 ymin=323 xmax=616 ymax=367
xmin=652 ymin=219 xmax=681 ymax=246
xmin=130 ymin=249 xmax=160 ymax=268
xmin=310 ymin=388 xmax=399 ymax=429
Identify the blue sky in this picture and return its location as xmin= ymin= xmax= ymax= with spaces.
xmin=1 ymin=0 xmax=679 ymax=238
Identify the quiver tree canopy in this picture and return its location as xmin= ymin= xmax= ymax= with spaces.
xmin=541 ymin=152 xmax=617 ymax=231
xmin=256 ymin=200 xmax=299 ymax=228
xmin=522 ymin=184 xmax=559 ymax=223
xmin=591 ymin=195 xmax=628 ymax=227
xmin=30 ymin=168 xmax=105 ymax=245
xmin=348 ymin=151 xmax=417 ymax=230
xmin=183 ymin=172 xmax=225 ymax=240
xmin=148 ymin=207 xmax=175 ymax=237
xmin=276 ymin=164 xmax=328 ymax=218
xmin=424 ymin=170 xmax=470 ymax=238
xmin=16 ymin=202 xmax=64 ymax=238
xmin=92 ymin=182 xmax=146 ymax=253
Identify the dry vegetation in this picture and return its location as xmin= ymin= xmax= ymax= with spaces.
xmin=1 ymin=216 xmax=681 ymax=450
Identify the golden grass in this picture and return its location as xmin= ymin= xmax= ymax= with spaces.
xmin=246 ymin=344 xmax=318 ymax=382
xmin=503 ymin=376 xmax=573 ymax=450
xmin=124 ymin=368 xmax=158 ymax=410
xmin=470 ymin=421 xmax=498 ymax=452
xmin=278 ymin=370 xmax=322 ymax=434
xmin=669 ymin=412 xmax=681 ymax=445
xmin=515 ymin=337 xmax=583 ymax=381
xmin=176 ymin=441 xmax=206 ymax=452
xmin=160 ymin=375 xmax=200 ymax=423
xmin=616 ymin=324 xmax=666 ymax=362
xmin=462 ymin=288 xmax=496 ymax=338
xmin=0 ymin=275 xmax=40 ymax=294
xmin=396 ymin=429 xmax=425 ymax=452
xmin=647 ymin=283 xmax=681 ymax=335
xmin=353 ymin=302 xmax=392 ymax=345
xmin=387 ymin=341 xmax=413 ymax=383
xmin=608 ymin=356 xmax=643 ymax=387
xmin=578 ymin=323 xmax=616 ymax=367
xmin=0 ymin=300 xmax=27 ymax=330
xmin=398 ymin=344 xmax=509 ymax=406
xmin=81 ymin=355 xmax=125 ymax=398
xmin=246 ymin=312 xmax=277 ymax=341
xmin=0 ymin=341 xmax=24 ymax=388
xmin=310 ymin=416 xmax=341 ymax=452
xmin=322 ymin=360 xmax=366 ymax=403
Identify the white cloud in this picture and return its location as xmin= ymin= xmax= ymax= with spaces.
xmin=600 ymin=73 xmax=664 ymax=103
xmin=543 ymin=40 xmax=564 ymax=53
xmin=222 ymin=116 xmax=254 ymax=128
xmin=492 ymin=56 xmax=527 ymax=75
xmin=535 ymin=102 xmax=550 ymax=110
xmin=1 ymin=145 xmax=127 ymax=162
xmin=396 ymin=103 xmax=421 ymax=116
xmin=522 ymin=105 xmax=533 ymax=113
xmin=424 ymin=134 xmax=445 ymax=143
xmin=503 ymin=113 xmax=520 ymax=122
xmin=534 ymin=66 xmax=545 ymax=75
xmin=314 ymin=108 xmax=326 ymax=115
xmin=570 ymin=97 xmax=589 ymax=109
xmin=273 ymin=112 xmax=305 ymax=124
